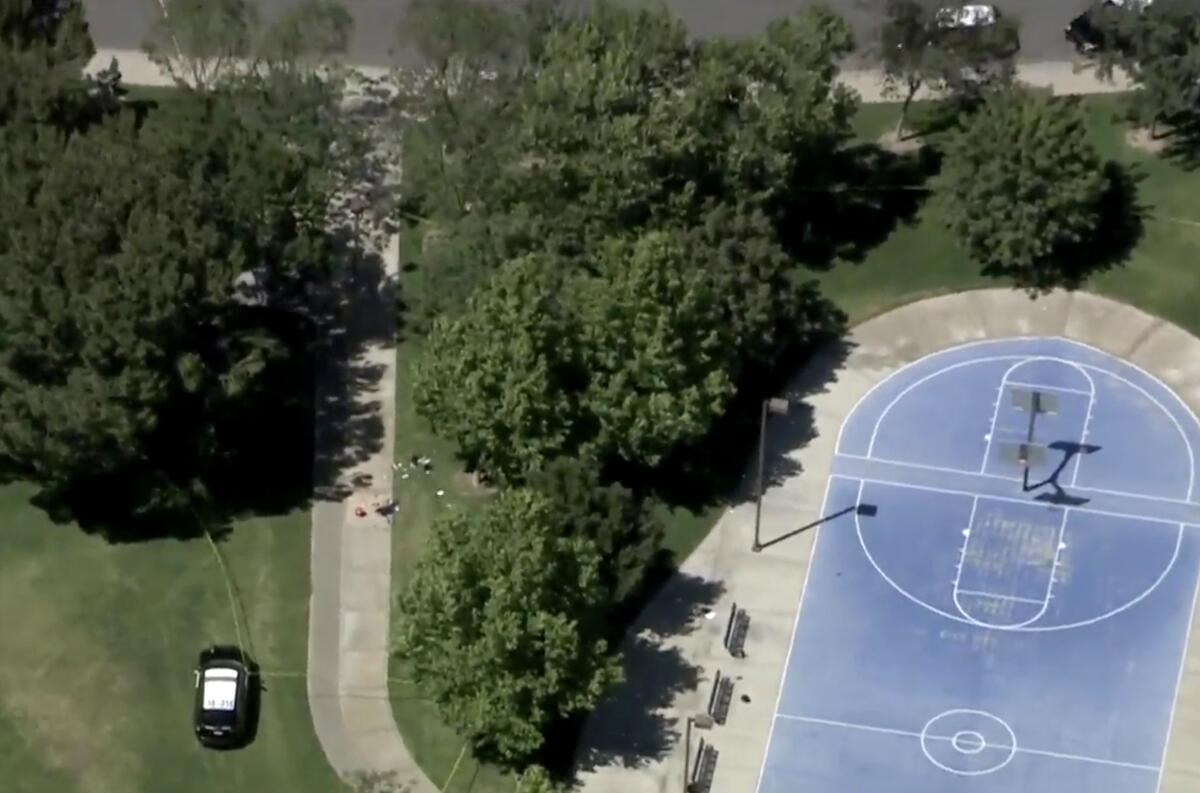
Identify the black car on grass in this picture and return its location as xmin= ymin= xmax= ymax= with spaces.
xmin=193 ymin=646 xmax=252 ymax=748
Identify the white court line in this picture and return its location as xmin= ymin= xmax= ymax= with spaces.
xmin=979 ymin=359 xmax=1099 ymax=476
xmin=1007 ymin=380 xmax=1094 ymax=396
xmin=833 ymin=473 xmax=1195 ymax=528
xmin=835 ymin=452 xmax=1200 ymax=508
xmin=775 ymin=713 xmax=1160 ymax=772
xmin=952 ymin=506 xmax=1070 ymax=628
xmin=849 ymin=347 xmax=1197 ymax=503
xmin=776 ymin=713 xmax=926 ymax=740
xmin=1155 ymin=539 xmax=1200 ymax=793
xmin=752 ymin=470 xmax=838 ymax=793
xmin=1068 ymin=367 xmax=1100 ymax=488
xmin=978 ymin=360 xmax=1029 ymax=474
xmin=838 ymin=338 xmax=1199 ymax=504
xmin=955 ymin=589 xmax=1046 ymax=605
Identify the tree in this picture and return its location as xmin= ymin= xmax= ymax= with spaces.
xmin=938 ymin=88 xmax=1108 ymax=284
xmin=407 ymin=2 xmax=856 ymax=483
xmin=575 ymin=231 xmax=737 ymax=467
xmin=879 ymin=0 xmax=1021 ymax=136
xmin=528 ymin=458 xmax=664 ymax=611
xmin=411 ymin=254 xmax=581 ymax=482
xmin=0 ymin=89 xmax=335 ymax=525
xmin=0 ymin=0 xmax=104 ymax=130
xmin=684 ymin=205 xmax=838 ymax=373
xmin=396 ymin=0 xmax=556 ymax=218
xmin=144 ymin=0 xmax=259 ymax=90
xmin=517 ymin=765 xmax=566 ymax=793
xmin=395 ymin=488 xmax=622 ymax=764
xmin=1 ymin=0 xmax=93 ymax=64
xmin=1094 ymin=0 xmax=1200 ymax=138
xmin=256 ymin=0 xmax=353 ymax=71
xmin=145 ymin=0 xmax=355 ymax=90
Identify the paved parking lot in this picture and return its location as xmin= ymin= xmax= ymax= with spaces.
xmin=85 ymin=0 xmax=1086 ymax=67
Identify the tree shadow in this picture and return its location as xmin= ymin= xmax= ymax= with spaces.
xmin=310 ymin=227 xmax=397 ymax=503
xmin=28 ymin=215 xmax=396 ymax=541
xmin=623 ymin=289 xmax=848 ymax=517
xmin=344 ymin=769 xmax=413 ymax=793
xmin=1164 ymin=114 xmax=1200 ymax=171
xmin=569 ymin=572 xmax=726 ymax=774
xmin=983 ymin=160 xmax=1145 ymax=292
xmin=779 ymin=140 xmax=940 ymax=270
xmin=29 ymin=305 xmax=318 ymax=543
xmin=762 ymin=334 xmax=859 ymax=493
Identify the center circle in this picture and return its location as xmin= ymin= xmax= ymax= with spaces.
xmin=920 ymin=709 xmax=1016 ymax=776
xmin=951 ymin=730 xmax=986 ymax=755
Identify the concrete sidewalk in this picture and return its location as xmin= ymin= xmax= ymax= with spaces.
xmin=308 ymin=231 xmax=434 ymax=792
xmin=87 ymin=47 xmax=1132 ymax=101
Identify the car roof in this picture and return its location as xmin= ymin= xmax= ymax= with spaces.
xmin=938 ymin=5 xmax=998 ymax=27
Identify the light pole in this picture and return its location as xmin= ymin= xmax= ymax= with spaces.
xmin=752 ymin=397 xmax=790 ymax=553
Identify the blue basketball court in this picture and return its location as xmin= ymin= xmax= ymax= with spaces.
xmin=756 ymin=337 xmax=1200 ymax=793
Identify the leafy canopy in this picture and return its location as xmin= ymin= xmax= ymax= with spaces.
xmin=938 ymin=88 xmax=1107 ymax=283
xmin=408 ymin=2 xmax=854 ymax=482
xmin=0 ymin=17 xmax=339 ymax=527
xmin=395 ymin=488 xmax=622 ymax=764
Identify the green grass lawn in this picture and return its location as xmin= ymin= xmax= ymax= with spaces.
xmin=828 ymin=95 xmax=1200 ymax=328
xmin=0 ymin=484 xmax=342 ymax=793
xmin=385 ymin=91 xmax=1200 ymax=793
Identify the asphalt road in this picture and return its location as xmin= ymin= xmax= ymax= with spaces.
xmin=83 ymin=0 xmax=1089 ymax=68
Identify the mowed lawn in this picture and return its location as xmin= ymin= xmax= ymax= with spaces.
xmin=0 ymin=484 xmax=342 ymax=793
xmin=385 ymin=92 xmax=1200 ymax=793
xmin=826 ymin=95 xmax=1200 ymax=328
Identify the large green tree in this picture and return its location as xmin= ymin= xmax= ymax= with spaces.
xmin=411 ymin=254 xmax=580 ymax=481
xmin=0 ymin=0 xmax=100 ymax=129
xmin=0 ymin=80 xmax=334 ymax=523
xmin=576 ymin=231 xmax=736 ymax=466
xmin=1094 ymin=0 xmax=1200 ymax=137
xmin=879 ymin=0 xmax=1021 ymax=137
xmin=395 ymin=488 xmax=622 ymax=764
xmin=528 ymin=457 xmax=664 ymax=611
xmin=408 ymin=2 xmax=853 ymax=482
xmin=938 ymin=88 xmax=1107 ymax=283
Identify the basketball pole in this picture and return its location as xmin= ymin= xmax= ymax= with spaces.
xmin=683 ymin=715 xmax=693 ymax=793
xmin=752 ymin=397 xmax=790 ymax=553
xmin=752 ymin=400 xmax=769 ymax=553
xmin=1021 ymin=390 xmax=1041 ymax=490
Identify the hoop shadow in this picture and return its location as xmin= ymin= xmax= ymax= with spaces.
xmin=1024 ymin=440 xmax=1101 ymax=506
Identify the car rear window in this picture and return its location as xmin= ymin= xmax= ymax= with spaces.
xmin=202 ymin=668 xmax=239 ymax=713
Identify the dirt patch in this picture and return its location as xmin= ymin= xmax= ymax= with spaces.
xmin=877 ymin=129 xmax=925 ymax=154
xmin=452 ymin=470 xmax=495 ymax=494
xmin=1126 ymin=127 xmax=1171 ymax=154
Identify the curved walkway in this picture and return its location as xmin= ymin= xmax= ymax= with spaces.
xmin=308 ymin=232 xmax=437 ymax=793
xmin=574 ymin=289 xmax=1200 ymax=793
